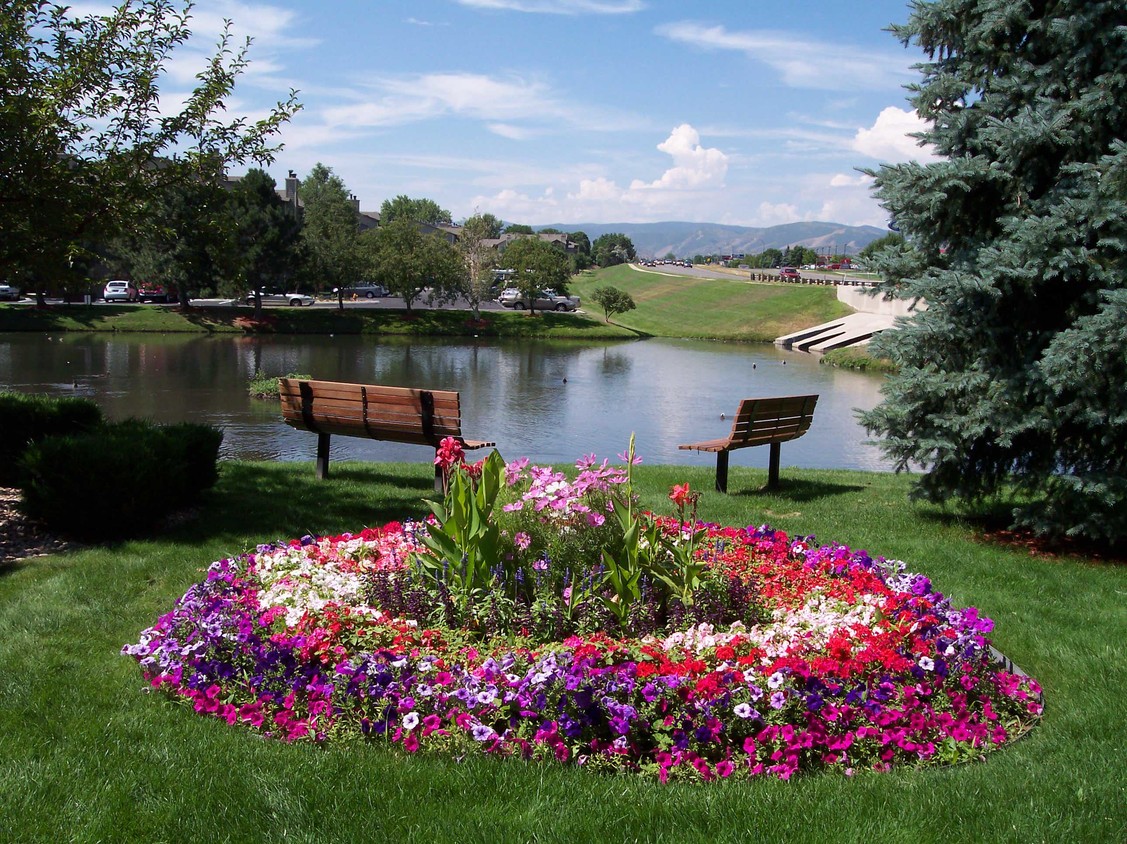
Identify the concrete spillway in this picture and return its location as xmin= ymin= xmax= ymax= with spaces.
xmin=775 ymin=286 xmax=924 ymax=354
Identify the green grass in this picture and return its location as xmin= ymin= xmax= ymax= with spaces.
xmin=0 ymin=301 xmax=636 ymax=340
xmin=819 ymin=346 xmax=898 ymax=373
xmin=570 ymin=265 xmax=852 ymax=341
xmin=2 ymin=460 xmax=1124 ymax=843
xmin=0 ymin=268 xmax=851 ymax=344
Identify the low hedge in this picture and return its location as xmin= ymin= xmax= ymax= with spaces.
xmin=18 ymin=419 xmax=223 ymax=540
xmin=0 ymin=392 xmax=104 ymax=486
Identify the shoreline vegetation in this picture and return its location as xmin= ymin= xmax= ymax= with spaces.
xmin=0 ymin=266 xmax=892 ymax=369
xmin=1 ymin=460 xmax=1123 ymax=840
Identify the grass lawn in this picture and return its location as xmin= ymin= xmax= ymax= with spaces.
xmin=1 ymin=460 xmax=1124 ymax=843
xmin=569 ymin=265 xmax=852 ymax=341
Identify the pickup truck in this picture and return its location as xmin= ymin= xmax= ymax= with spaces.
xmin=497 ymin=288 xmax=580 ymax=311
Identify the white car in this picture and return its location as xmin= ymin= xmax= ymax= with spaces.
xmin=0 ymin=284 xmax=21 ymax=301
xmin=246 ymin=289 xmax=316 ymax=307
xmin=103 ymin=280 xmax=138 ymax=302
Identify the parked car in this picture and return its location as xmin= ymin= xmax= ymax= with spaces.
xmin=779 ymin=267 xmax=801 ymax=280
xmin=337 ymin=283 xmax=389 ymax=299
xmin=246 ymin=288 xmax=316 ymax=307
xmin=0 ymin=283 xmax=21 ymax=301
xmin=497 ymin=288 xmax=580 ymax=311
xmin=138 ymin=284 xmax=172 ymax=303
xmin=103 ymin=280 xmax=138 ymax=302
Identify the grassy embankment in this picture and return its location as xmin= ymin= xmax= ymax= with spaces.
xmin=0 ymin=266 xmax=851 ymax=345
xmin=1 ymin=460 xmax=1124 ymax=842
xmin=569 ymin=265 xmax=852 ymax=342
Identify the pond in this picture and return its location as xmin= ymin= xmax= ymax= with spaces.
xmin=0 ymin=333 xmax=893 ymax=472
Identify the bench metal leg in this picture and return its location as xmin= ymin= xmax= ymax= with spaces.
xmin=715 ymin=451 xmax=729 ymax=494
xmin=315 ymin=432 xmax=331 ymax=480
xmin=434 ymin=460 xmax=444 ymax=493
xmin=767 ymin=442 xmax=781 ymax=489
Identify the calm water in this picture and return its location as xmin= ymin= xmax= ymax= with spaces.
xmin=0 ymin=333 xmax=892 ymax=471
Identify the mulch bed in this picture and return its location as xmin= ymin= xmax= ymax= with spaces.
xmin=0 ymin=487 xmax=81 ymax=564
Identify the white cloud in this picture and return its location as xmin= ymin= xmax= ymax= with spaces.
xmin=629 ymin=124 xmax=728 ymax=190
xmin=455 ymin=0 xmax=644 ymax=13
xmin=752 ymin=201 xmax=801 ymax=227
xmin=322 ymin=72 xmax=562 ymax=128
xmin=829 ymin=172 xmax=870 ymax=188
xmin=656 ymin=21 xmax=913 ymax=92
xmin=852 ymin=107 xmax=938 ymax=162
xmin=488 ymin=123 xmax=536 ymax=140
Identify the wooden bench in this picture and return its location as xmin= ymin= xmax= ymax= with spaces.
xmin=278 ymin=378 xmax=495 ymax=490
xmin=678 ymin=395 xmax=818 ymax=493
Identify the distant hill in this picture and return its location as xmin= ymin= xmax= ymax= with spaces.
xmin=536 ymin=220 xmax=888 ymax=259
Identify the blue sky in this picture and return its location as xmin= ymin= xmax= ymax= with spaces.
xmin=125 ymin=0 xmax=937 ymax=228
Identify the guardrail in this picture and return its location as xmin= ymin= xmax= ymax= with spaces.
xmin=749 ymin=270 xmax=880 ymax=287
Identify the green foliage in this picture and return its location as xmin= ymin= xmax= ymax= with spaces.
xmin=503 ymin=223 xmax=534 ymax=235
xmin=413 ymin=450 xmax=506 ymax=614
xmin=248 ymin=370 xmax=311 ymax=399
xmin=455 ymin=215 xmax=500 ymax=318
xmin=298 ymin=163 xmax=362 ymax=294
xmin=362 ymin=219 xmax=465 ymax=311
xmin=861 ymin=0 xmax=1127 ymax=543
xmin=591 ymin=232 xmax=636 ymax=267
xmin=858 ymin=232 xmax=904 ymax=262
xmin=500 ymin=237 xmax=571 ymax=312
xmin=225 ymin=169 xmax=304 ymax=300
xmin=110 ymin=178 xmax=232 ymax=303
xmin=18 ymin=418 xmax=222 ymax=540
xmin=379 ymin=195 xmax=452 ymax=226
xmin=0 ymin=0 xmax=299 ymax=296
xmin=590 ymin=285 xmax=636 ymax=322
xmin=0 ymin=392 xmax=103 ymax=486
xmin=819 ymin=346 xmax=898 ymax=373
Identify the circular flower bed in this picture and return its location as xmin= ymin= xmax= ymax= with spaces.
xmin=123 ymin=445 xmax=1042 ymax=782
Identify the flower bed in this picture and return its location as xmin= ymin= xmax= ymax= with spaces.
xmin=124 ymin=447 xmax=1042 ymax=782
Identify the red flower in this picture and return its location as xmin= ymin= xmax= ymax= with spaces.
xmin=434 ymin=437 xmax=465 ymax=469
xmin=669 ymin=483 xmax=691 ymax=507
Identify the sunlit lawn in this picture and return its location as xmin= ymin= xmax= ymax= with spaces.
xmin=1 ymin=459 xmax=1124 ymax=842
xmin=570 ymin=265 xmax=851 ymax=341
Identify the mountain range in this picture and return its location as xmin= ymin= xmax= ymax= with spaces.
xmin=538 ymin=220 xmax=889 ymax=259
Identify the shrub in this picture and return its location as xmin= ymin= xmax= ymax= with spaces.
xmin=248 ymin=370 xmax=311 ymax=400
xmin=18 ymin=419 xmax=222 ymax=540
xmin=0 ymin=392 xmax=103 ymax=486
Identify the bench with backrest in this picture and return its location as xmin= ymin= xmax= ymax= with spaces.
xmin=678 ymin=394 xmax=818 ymax=493
xmin=278 ymin=378 xmax=495 ymax=490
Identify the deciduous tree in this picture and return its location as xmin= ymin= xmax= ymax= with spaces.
xmin=362 ymin=219 xmax=463 ymax=313
xmin=592 ymin=233 xmax=636 ymax=267
xmin=592 ymin=286 xmax=636 ymax=323
xmin=299 ymin=163 xmax=360 ymax=296
xmin=379 ymin=195 xmax=452 ymax=226
xmin=501 ymin=237 xmax=571 ymax=314
xmin=0 ymin=0 xmax=299 ymax=299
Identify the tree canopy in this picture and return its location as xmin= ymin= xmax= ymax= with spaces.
xmin=379 ymin=195 xmax=452 ymax=227
xmin=592 ymin=233 xmax=636 ymax=267
xmin=0 ymin=0 xmax=299 ymax=293
xmin=362 ymin=219 xmax=464 ymax=312
xmin=860 ymin=0 xmax=1127 ymax=543
xmin=501 ymin=237 xmax=571 ymax=314
xmin=299 ymin=164 xmax=361 ymax=293
xmin=591 ymin=286 xmax=636 ymax=323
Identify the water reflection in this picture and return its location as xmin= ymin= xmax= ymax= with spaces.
xmin=1 ymin=333 xmax=891 ymax=471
